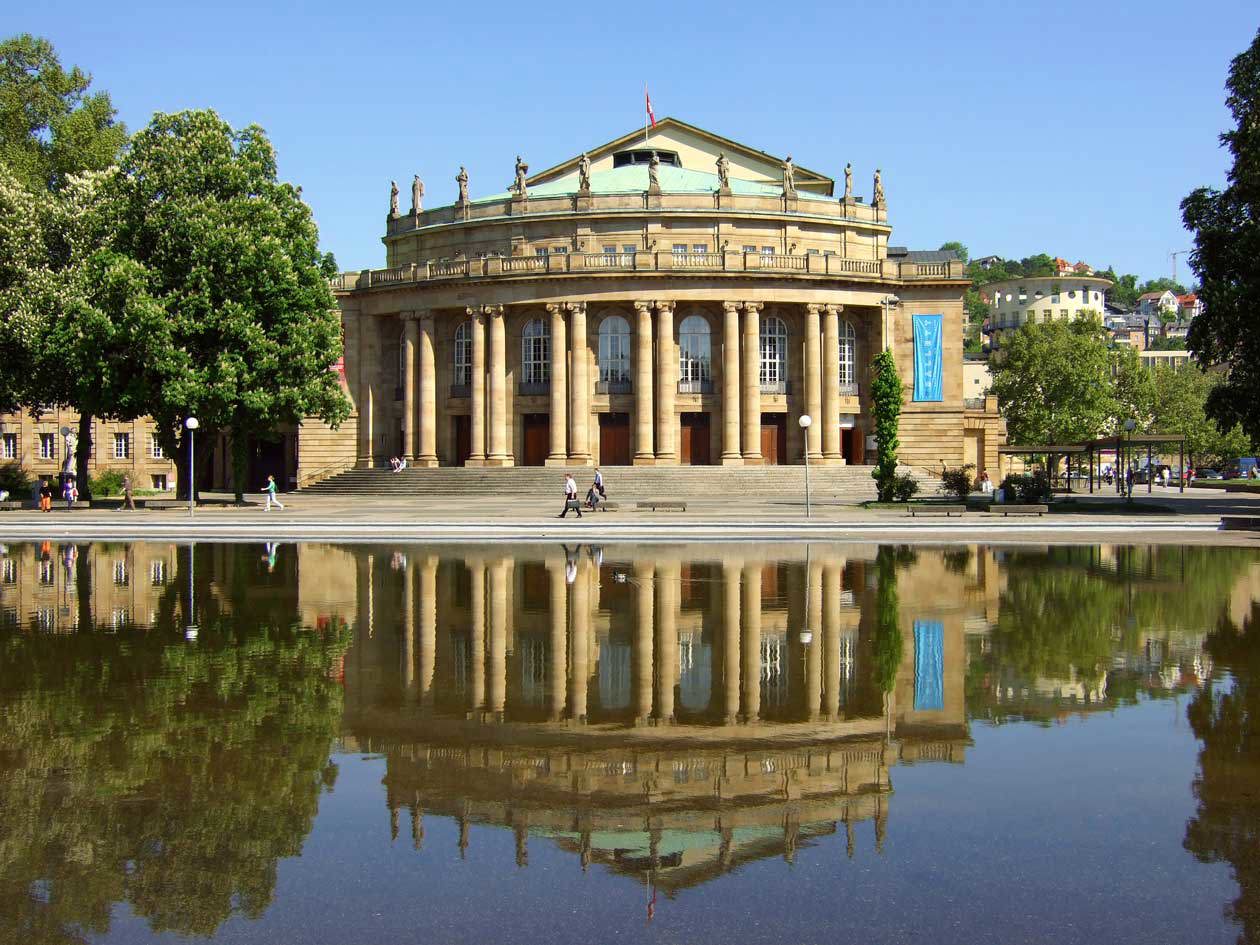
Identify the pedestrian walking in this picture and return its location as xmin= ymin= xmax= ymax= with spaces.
xmin=262 ymin=474 xmax=285 ymax=511
xmin=593 ymin=467 xmax=606 ymax=500
xmin=558 ymin=473 xmax=582 ymax=518
xmin=122 ymin=474 xmax=136 ymax=511
xmin=38 ymin=479 xmax=52 ymax=513
xmin=62 ymin=477 xmax=77 ymax=509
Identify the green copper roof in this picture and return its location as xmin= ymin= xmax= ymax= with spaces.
xmin=474 ymin=165 xmax=834 ymax=203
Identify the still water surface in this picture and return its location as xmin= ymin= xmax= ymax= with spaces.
xmin=2 ymin=541 xmax=1260 ymax=944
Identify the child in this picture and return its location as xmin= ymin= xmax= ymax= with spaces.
xmin=262 ymin=474 xmax=285 ymax=511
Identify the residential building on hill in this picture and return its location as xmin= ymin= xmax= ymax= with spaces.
xmin=983 ymin=274 xmax=1112 ymax=351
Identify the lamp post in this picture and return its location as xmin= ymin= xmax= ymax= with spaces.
xmin=880 ymin=295 xmax=900 ymax=351
xmin=184 ymin=417 xmax=199 ymax=517
xmin=798 ymin=414 xmax=813 ymax=518
xmin=1123 ymin=418 xmax=1136 ymax=502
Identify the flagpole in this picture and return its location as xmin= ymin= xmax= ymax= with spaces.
xmin=644 ymin=84 xmax=649 ymax=144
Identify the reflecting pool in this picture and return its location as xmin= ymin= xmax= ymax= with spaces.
xmin=2 ymin=541 xmax=1260 ymax=944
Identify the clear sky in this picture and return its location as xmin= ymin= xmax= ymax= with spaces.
xmin=13 ymin=0 xmax=1257 ymax=282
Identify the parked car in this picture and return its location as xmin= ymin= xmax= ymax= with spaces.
xmin=1197 ymin=468 xmax=1224 ymax=480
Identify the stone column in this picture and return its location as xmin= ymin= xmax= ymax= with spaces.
xmin=721 ymin=560 xmax=741 ymax=724
xmin=486 ymin=305 xmax=510 ymax=465
xmin=721 ymin=301 xmax=742 ymax=464
xmin=488 ymin=558 xmax=508 ymax=717
xmin=741 ymin=302 xmax=763 ymax=462
xmin=634 ymin=301 xmax=655 ymax=463
xmin=568 ymin=302 xmax=591 ymax=463
xmin=419 ymin=555 xmax=437 ymax=706
xmin=633 ymin=561 xmax=655 ymax=724
xmin=357 ymin=314 xmax=380 ymax=467
xmin=654 ymin=301 xmax=676 ymax=463
xmin=402 ymin=558 xmax=416 ymax=702
xmin=417 ymin=312 xmax=438 ymax=466
xmin=822 ymin=305 xmax=842 ymax=461
xmin=547 ymin=560 xmax=568 ymax=721
xmin=804 ymin=304 xmax=824 ymax=460
xmin=741 ymin=561 xmax=762 ymax=722
xmin=546 ymin=303 xmax=568 ymax=463
xmin=822 ymin=562 xmax=842 ymax=719
xmin=469 ymin=559 xmax=486 ymax=711
xmin=806 ymin=555 xmax=823 ymax=720
xmin=568 ymin=557 xmax=590 ymax=722
xmin=655 ymin=561 xmax=680 ymax=723
xmin=468 ymin=307 xmax=486 ymax=465
xmin=402 ymin=314 xmax=418 ymax=460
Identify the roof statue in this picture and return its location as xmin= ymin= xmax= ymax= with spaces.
xmin=648 ymin=151 xmax=661 ymax=190
xmin=577 ymin=153 xmax=591 ymax=192
xmin=873 ymin=168 xmax=885 ymax=207
xmin=782 ymin=155 xmax=796 ymax=194
xmin=456 ymin=166 xmax=469 ymax=204
xmin=389 ymin=180 xmax=399 ymax=218
xmin=844 ymin=162 xmax=853 ymax=199
xmin=411 ymin=174 xmax=424 ymax=214
xmin=716 ymin=152 xmax=730 ymax=190
xmin=513 ymin=155 xmax=529 ymax=197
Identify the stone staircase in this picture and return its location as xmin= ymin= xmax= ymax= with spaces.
xmin=300 ymin=464 xmax=937 ymax=501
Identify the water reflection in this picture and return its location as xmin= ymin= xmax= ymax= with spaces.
xmin=2 ymin=540 xmax=1260 ymax=943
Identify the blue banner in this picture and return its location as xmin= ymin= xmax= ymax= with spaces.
xmin=914 ymin=620 xmax=944 ymax=710
xmin=912 ymin=314 xmax=943 ymax=402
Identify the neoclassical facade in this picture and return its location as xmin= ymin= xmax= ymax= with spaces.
xmin=318 ymin=119 xmax=1003 ymax=477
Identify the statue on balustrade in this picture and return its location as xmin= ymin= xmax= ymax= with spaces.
xmin=389 ymin=180 xmax=399 ymax=217
xmin=578 ymin=152 xmax=591 ymax=192
xmin=782 ymin=155 xmax=796 ymax=193
xmin=844 ymin=162 xmax=853 ymax=199
xmin=648 ymin=150 xmax=660 ymax=190
xmin=873 ymin=168 xmax=885 ymax=206
xmin=411 ymin=175 xmax=424 ymax=213
xmin=715 ymin=151 xmax=730 ymax=189
xmin=513 ymin=155 xmax=529 ymax=196
xmin=456 ymin=166 xmax=469 ymax=203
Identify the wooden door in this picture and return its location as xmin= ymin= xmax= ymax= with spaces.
xmin=760 ymin=414 xmax=786 ymax=465
xmin=521 ymin=414 xmax=550 ymax=467
xmin=599 ymin=413 xmax=631 ymax=466
xmin=680 ymin=413 xmax=711 ymax=466
xmin=454 ymin=415 xmax=471 ymax=467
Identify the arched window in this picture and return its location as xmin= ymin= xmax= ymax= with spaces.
xmin=453 ymin=320 xmax=472 ymax=388
xmin=598 ymin=314 xmax=632 ymax=390
xmin=522 ymin=318 xmax=550 ymax=386
xmin=759 ymin=315 xmax=788 ymax=392
xmin=838 ymin=320 xmax=856 ymax=391
xmin=678 ymin=314 xmax=712 ymax=393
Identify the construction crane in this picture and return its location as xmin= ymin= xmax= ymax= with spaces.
xmin=1170 ymin=249 xmax=1190 ymax=286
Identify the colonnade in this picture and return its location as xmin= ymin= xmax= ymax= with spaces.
xmin=359 ymin=299 xmax=853 ymax=467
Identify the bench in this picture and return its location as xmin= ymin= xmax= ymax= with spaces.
xmin=596 ymin=502 xmax=620 ymax=512
xmin=908 ymin=504 xmax=966 ymax=517
xmin=637 ymin=500 xmax=687 ymax=512
xmin=989 ymin=504 xmax=1049 ymax=516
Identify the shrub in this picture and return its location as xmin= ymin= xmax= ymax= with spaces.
xmin=0 ymin=464 xmax=32 ymax=497
xmin=941 ymin=463 xmax=976 ymax=500
xmin=891 ymin=473 xmax=920 ymax=502
xmin=90 ymin=468 xmax=127 ymax=497
xmin=871 ymin=349 xmax=903 ymax=502
xmin=1000 ymin=471 xmax=1051 ymax=504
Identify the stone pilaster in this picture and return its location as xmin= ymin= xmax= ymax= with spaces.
xmin=721 ymin=559 xmax=741 ymax=725
xmin=402 ymin=557 xmax=416 ymax=702
xmin=633 ymin=301 xmax=655 ymax=464
xmin=402 ymin=314 xmax=418 ymax=460
xmin=805 ymin=556 xmax=823 ymax=720
xmin=417 ymin=312 xmax=438 ymax=466
xmin=487 ymin=558 xmax=508 ymax=717
xmin=418 ymin=555 xmax=437 ymax=706
xmin=633 ymin=561 xmax=654 ymax=725
xmin=655 ymin=562 xmax=680 ymax=723
xmin=568 ymin=557 xmax=589 ymax=722
xmin=721 ymin=301 xmax=742 ymax=464
xmin=485 ymin=305 xmax=511 ymax=466
xmin=567 ymin=302 xmax=591 ymax=463
xmin=547 ymin=559 xmax=568 ymax=721
xmin=654 ymin=301 xmax=677 ymax=463
xmin=546 ymin=303 xmax=568 ymax=464
xmin=468 ymin=307 xmax=486 ymax=465
xmin=822 ymin=562 xmax=842 ymax=719
xmin=469 ymin=559 xmax=485 ymax=711
xmin=804 ymin=304 xmax=824 ymax=461
xmin=741 ymin=302 xmax=763 ymax=462
xmin=822 ymin=305 xmax=842 ymax=462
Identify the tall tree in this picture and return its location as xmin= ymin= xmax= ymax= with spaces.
xmin=938 ymin=240 xmax=969 ymax=264
xmin=1182 ymin=27 xmax=1260 ymax=442
xmin=870 ymin=349 xmax=903 ymax=502
xmin=0 ymin=34 xmax=126 ymax=193
xmin=0 ymin=166 xmax=48 ymax=412
xmin=1150 ymin=364 xmax=1252 ymax=465
xmin=105 ymin=110 xmax=350 ymax=500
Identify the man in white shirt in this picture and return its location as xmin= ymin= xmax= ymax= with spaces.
xmin=558 ymin=474 xmax=582 ymax=518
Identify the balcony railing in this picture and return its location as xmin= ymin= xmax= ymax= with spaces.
xmin=449 ymin=383 xmax=470 ymax=398
xmin=678 ymin=378 xmax=713 ymax=394
xmin=963 ymin=397 xmax=987 ymax=410
xmin=518 ymin=380 xmax=550 ymax=396
xmin=760 ymin=380 xmax=791 ymax=394
xmin=839 ymin=382 xmax=860 ymax=397
xmin=596 ymin=378 xmax=633 ymax=394
xmin=586 ymin=252 xmax=636 ymax=270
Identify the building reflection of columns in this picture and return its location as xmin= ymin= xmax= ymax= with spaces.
xmin=655 ymin=561 xmax=680 ymax=723
xmin=806 ymin=553 xmax=824 ymax=720
xmin=418 ymin=555 xmax=437 ymax=706
xmin=633 ymin=301 xmax=655 ymax=463
xmin=822 ymin=561 xmax=842 ymax=719
xmin=357 ymin=313 xmax=380 ymax=467
xmin=487 ymin=559 xmax=508 ymax=719
xmin=804 ymin=304 xmax=824 ymax=461
xmin=633 ymin=561 xmax=654 ymax=724
xmin=568 ymin=302 xmax=592 ymax=463
xmin=822 ymin=306 xmax=842 ymax=461
xmin=568 ymin=556 xmax=590 ymax=722
xmin=721 ymin=560 xmax=741 ymax=724
xmin=417 ymin=312 xmax=438 ymax=466
xmin=720 ymin=301 xmax=742 ymax=464
xmin=741 ymin=302 xmax=763 ymax=463
xmin=486 ymin=305 xmax=510 ymax=465
xmin=467 ymin=307 xmax=486 ymax=465
xmin=469 ymin=559 xmax=486 ymax=712
xmin=401 ymin=314 xmax=418 ymax=461
xmin=654 ymin=301 xmax=676 ymax=463
xmin=546 ymin=303 xmax=567 ymax=462
xmin=402 ymin=557 xmax=416 ymax=703
xmin=547 ymin=560 xmax=567 ymax=721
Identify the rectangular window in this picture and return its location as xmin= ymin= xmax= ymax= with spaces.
xmin=149 ymin=436 xmax=164 ymax=459
xmin=672 ymin=243 xmax=688 ymax=255
xmin=602 ymin=245 xmax=617 ymax=255
xmin=1025 ymin=309 xmax=1035 ymax=325
xmin=1 ymin=433 xmax=14 ymax=459
xmin=534 ymin=247 xmax=548 ymax=257
xmin=1051 ymin=294 xmax=1060 ymax=304
xmin=1042 ymin=309 xmax=1051 ymax=323
xmin=742 ymin=245 xmax=757 ymax=254
xmin=761 ymin=246 xmax=775 ymax=255
xmin=38 ymin=433 xmax=55 ymax=460
xmin=1060 ymin=309 xmax=1069 ymax=319
xmin=113 ymin=433 xmax=130 ymax=459
xmin=152 ymin=473 xmax=167 ymax=491
xmin=807 ymin=248 xmax=820 ymax=255
xmin=692 ymin=244 xmax=707 ymax=254
xmin=552 ymin=245 xmax=568 ymax=255
xmin=622 ymin=244 xmax=637 ymax=254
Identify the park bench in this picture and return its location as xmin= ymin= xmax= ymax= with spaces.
xmin=637 ymin=500 xmax=687 ymax=512
xmin=908 ymin=504 xmax=966 ymax=517
xmin=596 ymin=502 xmax=620 ymax=512
xmin=989 ymin=504 xmax=1048 ymax=517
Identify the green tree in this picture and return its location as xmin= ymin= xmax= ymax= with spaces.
xmin=1112 ymin=343 xmax=1155 ymax=430
xmin=873 ymin=546 xmax=904 ymax=696
xmin=1149 ymin=334 xmax=1187 ymax=351
xmin=1150 ymin=364 xmax=1252 ymax=465
xmin=870 ymin=349 xmax=903 ymax=502
xmin=1137 ymin=276 xmax=1187 ymax=296
xmin=105 ymin=110 xmax=351 ymax=500
xmin=0 ymin=166 xmax=49 ymax=412
xmin=1102 ymin=271 xmax=1141 ymax=309
xmin=0 ymin=34 xmax=126 ymax=193
xmin=938 ymin=240 xmax=969 ymax=264
xmin=989 ymin=318 xmax=1117 ymax=444
xmin=1182 ymin=28 xmax=1260 ymax=444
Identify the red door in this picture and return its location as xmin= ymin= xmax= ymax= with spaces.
xmin=599 ymin=413 xmax=631 ymax=466
xmin=760 ymin=414 xmax=787 ymax=465
xmin=521 ymin=414 xmax=550 ymax=467
xmin=454 ymin=416 xmax=471 ymax=466
xmin=680 ymin=413 xmax=711 ymax=465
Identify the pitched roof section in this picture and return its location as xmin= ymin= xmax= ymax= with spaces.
xmin=475 ymin=164 xmax=834 ymax=204
xmin=526 ymin=117 xmax=835 ymax=196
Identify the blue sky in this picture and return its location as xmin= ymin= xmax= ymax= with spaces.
xmin=14 ymin=0 xmax=1257 ymax=281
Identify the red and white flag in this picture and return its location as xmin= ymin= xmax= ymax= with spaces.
xmin=645 ymin=87 xmax=656 ymax=135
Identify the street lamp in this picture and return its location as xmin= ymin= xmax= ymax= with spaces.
xmin=798 ymin=414 xmax=813 ymax=518
xmin=881 ymin=295 xmax=900 ymax=351
xmin=184 ymin=416 xmax=199 ymax=517
xmin=1123 ymin=418 xmax=1136 ymax=501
